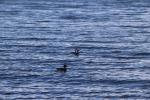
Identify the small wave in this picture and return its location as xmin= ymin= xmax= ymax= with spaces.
xmin=60 ymin=14 xmax=88 ymax=20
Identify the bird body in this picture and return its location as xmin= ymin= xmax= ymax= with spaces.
xmin=72 ymin=48 xmax=80 ymax=56
xmin=56 ymin=64 xmax=67 ymax=72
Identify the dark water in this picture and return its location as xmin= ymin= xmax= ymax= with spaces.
xmin=0 ymin=0 xmax=150 ymax=99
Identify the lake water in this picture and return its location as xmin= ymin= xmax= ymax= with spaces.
xmin=0 ymin=0 xmax=150 ymax=99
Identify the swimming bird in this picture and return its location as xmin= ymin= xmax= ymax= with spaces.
xmin=72 ymin=48 xmax=80 ymax=56
xmin=56 ymin=64 xmax=68 ymax=72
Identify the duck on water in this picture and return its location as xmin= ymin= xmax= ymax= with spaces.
xmin=56 ymin=64 xmax=68 ymax=72
xmin=72 ymin=48 xmax=80 ymax=56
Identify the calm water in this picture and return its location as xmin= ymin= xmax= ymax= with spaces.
xmin=0 ymin=0 xmax=150 ymax=99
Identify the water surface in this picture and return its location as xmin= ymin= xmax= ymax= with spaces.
xmin=0 ymin=0 xmax=150 ymax=99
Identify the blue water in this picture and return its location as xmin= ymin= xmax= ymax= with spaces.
xmin=0 ymin=0 xmax=150 ymax=99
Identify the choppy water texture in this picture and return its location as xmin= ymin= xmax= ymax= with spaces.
xmin=0 ymin=0 xmax=150 ymax=99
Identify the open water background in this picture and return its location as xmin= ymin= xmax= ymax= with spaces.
xmin=0 ymin=0 xmax=150 ymax=99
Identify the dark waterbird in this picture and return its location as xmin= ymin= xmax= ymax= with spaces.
xmin=56 ymin=64 xmax=68 ymax=72
xmin=71 ymin=48 xmax=80 ymax=56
